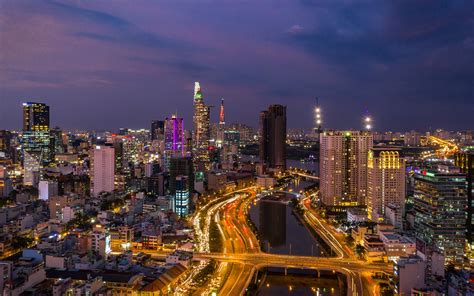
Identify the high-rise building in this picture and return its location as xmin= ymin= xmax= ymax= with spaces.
xmin=169 ymin=157 xmax=194 ymax=197
xmin=23 ymin=151 xmax=41 ymax=186
xmin=319 ymin=130 xmax=373 ymax=207
xmin=0 ymin=130 xmax=12 ymax=157
xmin=173 ymin=176 xmax=190 ymax=217
xmin=216 ymin=98 xmax=226 ymax=147
xmin=21 ymin=102 xmax=52 ymax=165
xmin=454 ymin=150 xmax=474 ymax=248
xmin=193 ymin=82 xmax=211 ymax=171
xmin=164 ymin=115 xmax=185 ymax=170
xmin=413 ymin=166 xmax=467 ymax=265
xmin=91 ymin=145 xmax=115 ymax=196
xmin=259 ymin=105 xmax=286 ymax=172
xmin=23 ymin=102 xmax=49 ymax=131
xmin=367 ymin=148 xmax=406 ymax=223
xmin=151 ymin=120 xmax=165 ymax=141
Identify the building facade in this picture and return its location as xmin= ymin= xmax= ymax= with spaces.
xmin=367 ymin=147 xmax=406 ymax=222
xmin=91 ymin=145 xmax=115 ymax=196
xmin=259 ymin=105 xmax=287 ymax=172
xmin=192 ymin=82 xmax=210 ymax=171
xmin=319 ymin=130 xmax=373 ymax=207
xmin=164 ymin=115 xmax=185 ymax=171
xmin=413 ymin=168 xmax=467 ymax=265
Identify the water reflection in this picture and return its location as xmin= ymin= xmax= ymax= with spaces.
xmin=259 ymin=200 xmax=286 ymax=248
xmin=250 ymin=195 xmax=324 ymax=256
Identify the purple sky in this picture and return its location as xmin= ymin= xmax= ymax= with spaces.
xmin=1 ymin=0 xmax=473 ymax=131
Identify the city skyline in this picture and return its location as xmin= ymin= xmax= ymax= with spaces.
xmin=1 ymin=1 xmax=473 ymax=131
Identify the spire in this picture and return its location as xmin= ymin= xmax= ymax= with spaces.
xmin=194 ymin=82 xmax=203 ymax=101
xmin=219 ymin=98 xmax=225 ymax=125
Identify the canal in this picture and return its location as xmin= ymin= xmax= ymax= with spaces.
xmin=246 ymin=177 xmax=344 ymax=295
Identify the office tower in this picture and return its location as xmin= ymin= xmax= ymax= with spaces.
xmin=319 ymin=131 xmax=373 ymax=207
xmin=23 ymin=151 xmax=41 ymax=186
xmin=164 ymin=114 xmax=185 ymax=170
xmin=91 ymin=145 xmax=115 ymax=196
xmin=23 ymin=102 xmax=49 ymax=131
xmin=413 ymin=167 xmax=467 ymax=265
xmin=259 ymin=105 xmax=287 ymax=172
xmin=151 ymin=120 xmax=165 ymax=141
xmin=454 ymin=150 xmax=474 ymax=248
xmin=367 ymin=148 xmax=406 ymax=223
xmin=21 ymin=102 xmax=52 ymax=165
xmin=0 ymin=130 xmax=12 ymax=157
xmin=50 ymin=127 xmax=65 ymax=154
xmin=173 ymin=176 xmax=190 ymax=217
xmin=169 ymin=157 xmax=194 ymax=197
xmin=192 ymin=82 xmax=211 ymax=171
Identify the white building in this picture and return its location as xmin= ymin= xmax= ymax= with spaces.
xmin=38 ymin=180 xmax=58 ymax=201
xmin=394 ymin=256 xmax=426 ymax=296
xmin=91 ymin=145 xmax=115 ymax=196
xmin=319 ymin=131 xmax=373 ymax=207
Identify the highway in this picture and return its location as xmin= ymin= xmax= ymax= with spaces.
xmin=181 ymin=182 xmax=391 ymax=295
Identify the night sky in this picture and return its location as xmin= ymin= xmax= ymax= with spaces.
xmin=1 ymin=0 xmax=473 ymax=131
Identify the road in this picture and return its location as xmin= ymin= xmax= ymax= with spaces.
xmin=181 ymin=184 xmax=391 ymax=295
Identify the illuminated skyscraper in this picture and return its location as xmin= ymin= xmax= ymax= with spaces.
xmin=319 ymin=131 xmax=373 ymax=207
xmin=367 ymin=147 xmax=406 ymax=223
xmin=91 ymin=145 xmax=115 ymax=196
xmin=413 ymin=167 xmax=467 ymax=265
xmin=164 ymin=114 xmax=185 ymax=170
xmin=192 ymin=82 xmax=210 ymax=171
xmin=23 ymin=102 xmax=49 ymax=131
xmin=454 ymin=150 xmax=474 ymax=247
xmin=216 ymin=98 xmax=225 ymax=147
xmin=219 ymin=98 xmax=225 ymax=126
xmin=21 ymin=102 xmax=53 ymax=166
xmin=173 ymin=175 xmax=190 ymax=217
xmin=259 ymin=105 xmax=286 ymax=172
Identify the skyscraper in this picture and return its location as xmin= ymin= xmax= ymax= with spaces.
xmin=216 ymin=98 xmax=226 ymax=147
xmin=367 ymin=148 xmax=406 ymax=223
xmin=413 ymin=167 xmax=467 ymax=265
xmin=454 ymin=150 xmax=474 ymax=248
xmin=91 ymin=145 xmax=115 ymax=196
xmin=173 ymin=176 xmax=190 ymax=217
xmin=21 ymin=102 xmax=53 ymax=165
xmin=23 ymin=102 xmax=49 ymax=131
xmin=164 ymin=114 xmax=185 ymax=170
xmin=151 ymin=120 xmax=165 ymax=141
xmin=259 ymin=105 xmax=287 ymax=172
xmin=319 ymin=130 xmax=373 ymax=207
xmin=169 ymin=156 xmax=194 ymax=198
xmin=192 ymin=82 xmax=211 ymax=171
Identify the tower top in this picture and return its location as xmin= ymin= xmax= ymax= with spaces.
xmin=194 ymin=82 xmax=203 ymax=101
xmin=219 ymin=98 xmax=225 ymax=125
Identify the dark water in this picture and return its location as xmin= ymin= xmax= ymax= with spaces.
xmin=248 ymin=193 xmax=325 ymax=256
xmin=287 ymin=159 xmax=319 ymax=176
xmin=254 ymin=268 xmax=344 ymax=296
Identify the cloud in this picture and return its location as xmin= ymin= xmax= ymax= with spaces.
xmin=287 ymin=25 xmax=304 ymax=34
